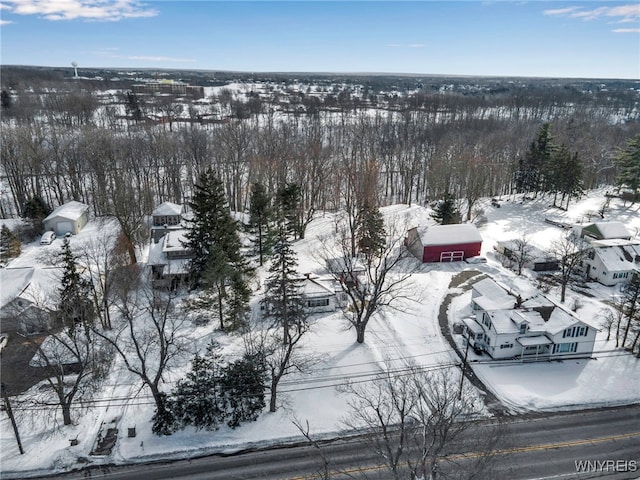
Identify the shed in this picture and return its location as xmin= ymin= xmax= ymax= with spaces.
xmin=576 ymin=221 xmax=632 ymax=241
xmin=43 ymin=201 xmax=89 ymax=235
xmin=405 ymin=224 xmax=482 ymax=262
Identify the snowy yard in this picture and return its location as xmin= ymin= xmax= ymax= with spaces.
xmin=1 ymin=189 xmax=639 ymax=477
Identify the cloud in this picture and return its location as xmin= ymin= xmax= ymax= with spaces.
xmin=613 ymin=27 xmax=640 ymax=33
xmin=0 ymin=18 xmax=12 ymax=24
xmin=128 ymin=56 xmax=196 ymax=63
xmin=2 ymin=0 xmax=157 ymax=21
xmin=544 ymin=3 xmax=640 ymax=22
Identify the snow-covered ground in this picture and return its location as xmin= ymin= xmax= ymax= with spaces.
xmin=1 ymin=189 xmax=639 ymax=477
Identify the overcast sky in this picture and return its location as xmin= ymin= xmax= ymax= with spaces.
xmin=1 ymin=1 xmax=638 ymax=79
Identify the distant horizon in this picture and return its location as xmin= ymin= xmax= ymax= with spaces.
xmin=2 ymin=64 xmax=638 ymax=82
xmin=1 ymin=1 xmax=638 ymax=80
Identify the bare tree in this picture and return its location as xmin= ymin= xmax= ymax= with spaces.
xmin=322 ymin=220 xmax=415 ymax=344
xmin=339 ymin=361 xmax=503 ymax=480
xmin=78 ymin=220 xmax=127 ymax=329
xmin=508 ymin=235 xmax=533 ymax=276
xmin=92 ymin=269 xmax=188 ymax=427
xmin=550 ymin=234 xmax=587 ymax=303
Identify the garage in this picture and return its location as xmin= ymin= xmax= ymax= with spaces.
xmin=43 ymin=201 xmax=89 ymax=236
xmin=405 ymin=224 xmax=482 ymax=263
xmin=55 ymin=221 xmax=73 ymax=235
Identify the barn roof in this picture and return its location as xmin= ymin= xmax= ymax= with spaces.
xmin=43 ymin=201 xmax=89 ymax=222
xmin=416 ymin=224 xmax=482 ymax=246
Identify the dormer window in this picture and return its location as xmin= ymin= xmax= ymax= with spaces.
xmin=519 ymin=323 xmax=527 ymax=334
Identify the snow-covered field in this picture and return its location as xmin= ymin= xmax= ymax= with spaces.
xmin=1 ymin=189 xmax=639 ymax=477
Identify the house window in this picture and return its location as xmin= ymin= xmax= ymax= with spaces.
xmin=482 ymin=314 xmax=492 ymax=329
xmin=588 ymin=251 xmax=595 ymax=260
xmin=519 ymin=323 xmax=527 ymax=334
xmin=554 ymin=342 xmax=578 ymax=354
xmin=500 ymin=343 xmax=513 ymax=349
xmin=307 ymin=298 xmax=330 ymax=308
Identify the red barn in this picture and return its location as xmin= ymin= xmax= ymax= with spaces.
xmin=405 ymin=224 xmax=482 ymax=262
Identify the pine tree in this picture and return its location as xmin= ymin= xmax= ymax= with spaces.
xmin=263 ymin=223 xmax=307 ymax=344
xmin=248 ymin=182 xmax=273 ymax=266
xmin=356 ymin=203 xmax=386 ymax=257
xmin=614 ymin=134 xmax=640 ymax=200
xmin=0 ymin=225 xmax=21 ymax=263
xmin=57 ymin=238 xmax=94 ymax=334
xmin=22 ymin=196 xmax=52 ymax=236
xmin=560 ymin=150 xmax=584 ymax=209
xmin=185 ymin=168 xmax=251 ymax=331
xmin=515 ymin=123 xmax=555 ymax=195
xmin=277 ymin=183 xmax=302 ymax=239
xmin=169 ymin=342 xmax=226 ymax=431
xmin=220 ymin=354 xmax=267 ymax=428
xmin=431 ymin=193 xmax=461 ymax=225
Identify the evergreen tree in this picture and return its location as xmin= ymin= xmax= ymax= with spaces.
xmin=57 ymin=238 xmax=94 ymax=333
xmin=124 ymin=91 xmax=143 ymax=122
xmin=515 ymin=123 xmax=555 ymax=195
xmin=185 ymin=168 xmax=251 ymax=331
xmin=0 ymin=225 xmax=21 ymax=263
xmin=614 ymin=134 xmax=640 ymax=200
xmin=431 ymin=193 xmax=461 ymax=225
xmin=220 ymin=354 xmax=267 ymax=428
xmin=263 ymin=223 xmax=307 ymax=344
xmin=169 ymin=342 xmax=226 ymax=431
xmin=276 ymin=183 xmax=302 ymax=239
xmin=248 ymin=182 xmax=273 ymax=266
xmin=1 ymin=89 xmax=11 ymax=110
xmin=22 ymin=196 xmax=52 ymax=236
xmin=356 ymin=203 xmax=386 ymax=257
xmin=559 ymin=150 xmax=584 ymax=209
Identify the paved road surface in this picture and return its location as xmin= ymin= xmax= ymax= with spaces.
xmin=35 ymin=405 xmax=640 ymax=480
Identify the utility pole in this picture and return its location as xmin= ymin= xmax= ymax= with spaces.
xmin=458 ymin=336 xmax=470 ymax=400
xmin=1 ymin=383 xmax=24 ymax=454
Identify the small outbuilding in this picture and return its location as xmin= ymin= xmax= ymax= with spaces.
xmin=43 ymin=201 xmax=89 ymax=235
xmin=405 ymin=224 xmax=482 ymax=262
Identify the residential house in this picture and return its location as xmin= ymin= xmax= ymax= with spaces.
xmin=494 ymin=239 xmax=559 ymax=272
xmin=43 ymin=201 xmax=89 ymax=235
xmin=405 ymin=224 xmax=482 ymax=262
xmin=463 ymin=277 xmax=597 ymax=360
xmin=325 ymin=256 xmax=366 ymax=289
xmin=573 ymin=221 xmax=632 ymax=241
xmin=582 ymin=238 xmax=640 ymax=286
xmin=299 ymin=274 xmax=346 ymax=313
xmin=148 ymin=229 xmax=193 ymax=289
xmin=151 ymin=202 xmax=186 ymax=243
xmin=0 ymin=267 xmax=60 ymax=334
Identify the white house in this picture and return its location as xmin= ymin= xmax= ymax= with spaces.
xmin=464 ymin=277 xmax=597 ymax=360
xmin=299 ymin=274 xmax=346 ymax=313
xmin=151 ymin=202 xmax=186 ymax=243
xmin=43 ymin=201 xmax=89 ymax=235
xmin=582 ymin=238 xmax=640 ymax=286
xmin=148 ymin=229 xmax=193 ymax=289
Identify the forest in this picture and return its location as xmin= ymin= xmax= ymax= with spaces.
xmin=1 ymin=66 xmax=639 ymax=245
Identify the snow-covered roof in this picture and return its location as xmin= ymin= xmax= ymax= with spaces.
xmin=152 ymin=202 xmax=183 ymax=217
xmin=416 ymin=224 xmax=482 ymax=246
xmin=162 ymin=229 xmax=190 ymax=254
xmin=584 ymin=221 xmax=632 ymax=240
xmin=43 ymin=201 xmax=89 ymax=222
xmin=326 ymin=257 xmax=366 ymax=274
xmin=517 ymin=335 xmax=552 ymax=346
xmin=591 ymin=239 xmax=640 ymax=273
xmin=299 ymin=275 xmax=336 ymax=298
xmin=485 ymin=310 xmax=519 ymax=334
xmin=0 ymin=267 xmax=60 ymax=310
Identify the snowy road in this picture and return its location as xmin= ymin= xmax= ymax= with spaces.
xmin=42 ymin=405 xmax=640 ymax=480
